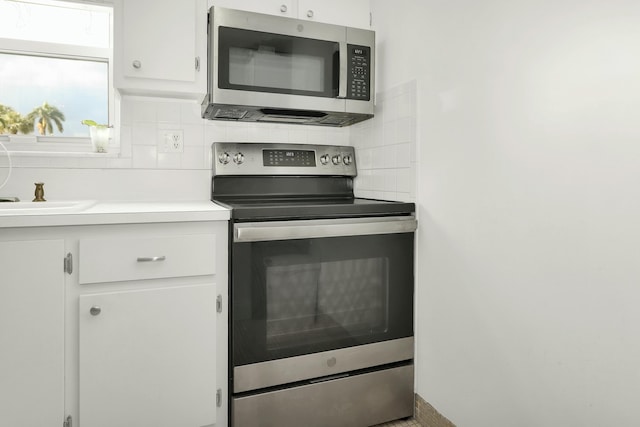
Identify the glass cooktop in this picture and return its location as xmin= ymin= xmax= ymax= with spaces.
xmin=214 ymin=197 xmax=415 ymax=221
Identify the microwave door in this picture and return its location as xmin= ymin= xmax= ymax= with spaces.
xmin=215 ymin=27 xmax=344 ymax=105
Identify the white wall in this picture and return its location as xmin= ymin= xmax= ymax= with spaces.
xmin=371 ymin=0 xmax=640 ymax=426
xmin=351 ymin=80 xmax=417 ymax=202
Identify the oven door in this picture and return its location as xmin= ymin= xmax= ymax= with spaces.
xmin=231 ymin=215 xmax=416 ymax=393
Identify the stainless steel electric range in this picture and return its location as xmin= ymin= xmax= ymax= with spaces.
xmin=211 ymin=142 xmax=416 ymax=427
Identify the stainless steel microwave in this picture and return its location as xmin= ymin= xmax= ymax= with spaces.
xmin=201 ymin=6 xmax=375 ymax=127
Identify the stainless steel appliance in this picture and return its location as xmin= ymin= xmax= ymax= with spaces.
xmin=212 ymin=142 xmax=416 ymax=427
xmin=202 ymin=7 xmax=375 ymax=126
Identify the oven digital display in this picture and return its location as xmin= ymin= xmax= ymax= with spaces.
xmin=263 ymin=149 xmax=316 ymax=167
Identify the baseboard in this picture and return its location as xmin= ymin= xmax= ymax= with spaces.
xmin=414 ymin=394 xmax=456 ymax=427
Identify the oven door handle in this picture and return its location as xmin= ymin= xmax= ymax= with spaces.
xmin=234 ymin=215 xmax=417 ymax=242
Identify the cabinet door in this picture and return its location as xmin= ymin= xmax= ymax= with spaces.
xmin=115 ymin=0 xmax=207 ymax=98
xmin=79 ymin=284 xmax=217 ymax=427
xmin=0 ymin=240 xmax=64 ymax=426
xmin=298 ymin=0 xmax=370 ymax=28
xmin=211 ymin=0 xmax=295 ymax=18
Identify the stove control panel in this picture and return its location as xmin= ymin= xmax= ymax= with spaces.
xmin=263 ymin=149 xmax=316 ymax=167
xmin=212 ymin=143 xmax=357 ymax=176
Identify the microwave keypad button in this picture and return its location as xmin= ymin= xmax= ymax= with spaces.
xmin=347 ymin=44 xmax=370 ymax=101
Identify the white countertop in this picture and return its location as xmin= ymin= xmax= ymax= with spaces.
xmin=0 ymin=200 xmax=230 ymax=228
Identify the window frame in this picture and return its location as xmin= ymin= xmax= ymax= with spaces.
xmin=0 ymin=0 xmax=115 ymax=155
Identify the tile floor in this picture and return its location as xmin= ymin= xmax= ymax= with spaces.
xmin=373 ymin=417 xmax=421 ymax=426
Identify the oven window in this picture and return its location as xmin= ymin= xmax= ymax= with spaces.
xmin=265 ymin=257 xmax=388 ymax=351
xmin=232 ymin=232 xmax=413 ymax=366
xmin=218 ymin=27 xmax=339 ymax=97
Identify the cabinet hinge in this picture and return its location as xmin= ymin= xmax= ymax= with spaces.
xmin=64 ymin=252 xmax=73 ymax=275
xmin=216 ymin=388 xmax=222 ymax=407
xmin=63 ymin=415 xmax=72 ymax=427
xmin=216 ymin=294 xmax=222 ymax=313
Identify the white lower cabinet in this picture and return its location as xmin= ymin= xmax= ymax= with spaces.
xmin=68 ymin=222 xmax=228 ymax=427
xmin=79 ymin=284 xmax=217 ymax=427
xmin=0 ymin=239 xmax=65 ymax=427
xmin=0 ymin=219 xmax=227 ymax=427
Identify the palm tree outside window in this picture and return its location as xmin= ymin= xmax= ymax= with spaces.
xmin=31 ymin=103 xmax=66 ymax=136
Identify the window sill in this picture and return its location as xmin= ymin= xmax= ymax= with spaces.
xmin=6 ymin=150 xmax=120 ymax=158
xmin=0 ymin=137 xmax=119 ymax=157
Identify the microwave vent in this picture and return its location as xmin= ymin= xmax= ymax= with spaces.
xmin=320 ymin=116 xmax=353 ymax=126
xmin=260 ymin=108 xmax=326 ymax=119
xmin=214 ymin=108 xmax=248 ymax=120
xmin=258 ymin=116 xmax=313 ymax=124
xmin=202 ymin=103 xmax=373 ymax=127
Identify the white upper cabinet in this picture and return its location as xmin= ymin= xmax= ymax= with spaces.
xmin=114 ymin=0 xmax=208 ymax=99
xmin=297 ymin=0 xmax=371 ymax=28
xmin=210 ymin=0 xmax=296 ymax=18
xmin=210 ymin=0 xmax=370 ymax=28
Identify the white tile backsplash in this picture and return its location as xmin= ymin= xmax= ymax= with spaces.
xmin=131 ymin=99 xmax=157 ymax=123
xmin=352 ymin=80 xmax=417 ymax=202
xmin=1 ymin=84 xmax=415 ymax=202
xmin=156 ymin=102 xmax=182 ymax=124
xmin=132 ymin=123 xmax=156 ymax=146
xmin=1 ymin=96 xmax=356 ymax=200
xmin=156 ymin=152 xmax=182 ymax=169
xmin=131 ymin=145 xmax=157 ymax=169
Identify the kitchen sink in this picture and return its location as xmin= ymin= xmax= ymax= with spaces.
xmin=0 ymin=200 xmax=97 ymax=215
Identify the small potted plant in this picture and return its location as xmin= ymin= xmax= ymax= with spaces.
xmin=81 ymin=119 xmax=112 ymax=153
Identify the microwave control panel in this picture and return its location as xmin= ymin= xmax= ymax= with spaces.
xmin=347 ymin=45 xmax=371 ymax=101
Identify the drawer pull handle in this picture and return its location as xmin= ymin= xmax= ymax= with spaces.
xmin=90 ymin=306 xmax=101 ymax=316
xmin=137 ymin=256 xmax=166 ymax=262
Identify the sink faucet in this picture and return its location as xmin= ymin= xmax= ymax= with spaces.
xmin=33 ymin=182 xmax=46 ymax=202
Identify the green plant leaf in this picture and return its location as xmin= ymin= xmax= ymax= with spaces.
xmin=81 ymin=119 xmax=108 ymax=128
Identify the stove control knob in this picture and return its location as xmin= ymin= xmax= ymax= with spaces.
xmin=320 ymin=154 xmax=330 ymax=165
xmin=331 ymin=154 xmax=342 ymax=165
xmin=218 ymin=152 xmax=230 ymax=165
xmin=343 ymin=155 xmax=352 ymax=166
xmin=233 ymin=152 xmax=245 ymax=165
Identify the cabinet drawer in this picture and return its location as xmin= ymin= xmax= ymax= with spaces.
xmin=79 ymin=234 xmax=216 ymax=284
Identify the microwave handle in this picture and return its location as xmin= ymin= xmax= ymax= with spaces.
xmin=338 ymin=41 xmax=348 ymax=99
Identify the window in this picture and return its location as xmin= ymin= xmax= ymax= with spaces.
xmin=0 ymin=0 xmax=113 ymax=153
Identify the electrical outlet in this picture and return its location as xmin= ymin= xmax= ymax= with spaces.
xmin=158 ymin=130 xmax=184 ymax=153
